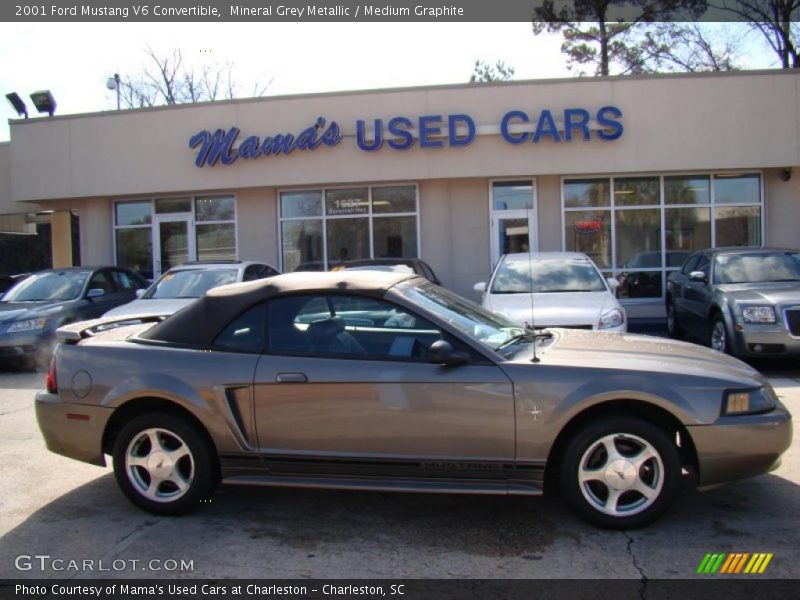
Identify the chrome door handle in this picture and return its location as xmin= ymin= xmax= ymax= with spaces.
xmin=276 ymin=373 xmax=308 ymax=383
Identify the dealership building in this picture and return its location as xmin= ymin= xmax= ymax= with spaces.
xmin=1 ymin=69 xmax=798 ymax=318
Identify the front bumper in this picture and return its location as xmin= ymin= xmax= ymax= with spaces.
xmin=730 ymin=323 xmax=800 ymax=357
xmin=688 ymin=404 xmax=793 ymax=489
xmin=0 ymin=331 xmax=46 ymax=358
xmin=35 ymin=391 xmax=113 ymax=466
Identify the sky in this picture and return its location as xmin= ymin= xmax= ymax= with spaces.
xmin=0 ymin=21 xmax=776 ymax=143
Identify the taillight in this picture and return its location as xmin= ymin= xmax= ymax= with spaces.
xmin=46 ymin=354 xmax=57 ymax=394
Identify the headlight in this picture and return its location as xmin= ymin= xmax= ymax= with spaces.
xmin=723 ymin=387 xmax=776 ymax=416
xmin=741 ymin=305 xmax=776 ymax=323
xmin=598 ymin=308 xmax=624 ymax=330
xmin=6 ymin=317 xmax=47 ymax=333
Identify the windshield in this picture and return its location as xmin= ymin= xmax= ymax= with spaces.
xmin=396 ymin=280 xmax=525 ymax=351
xmin=715 ymin=253 xmax=800 ymax=284
xmin=490 ymin=258 xmax=607 ymax=293
xmin=1 ymin=271 xmax=88 ymax=302
xmin=144 ymin=268 xmax=238 ymax=299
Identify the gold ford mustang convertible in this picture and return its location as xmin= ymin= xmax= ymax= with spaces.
xmin=36 ymin=271 xmax=792 ymax=528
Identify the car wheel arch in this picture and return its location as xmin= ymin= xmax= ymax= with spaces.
xmin=102 ymin=396 xmax=219 ymax=479
xmin=544 ymin=399 xmax=698 ymax=491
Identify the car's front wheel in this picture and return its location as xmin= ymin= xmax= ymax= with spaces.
xmin=112 ymin=412 xmax=217 ymax=515
xmin=710 ymin=314 xmax=730 ymax=354
xmin=666 ymin=301 xmax=682 ymax=339
xmin=559 ymin=417 xmax=681 ymax=529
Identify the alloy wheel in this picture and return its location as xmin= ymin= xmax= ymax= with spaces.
xmin=577 ymin=433 xmax=664 ymax=517
xmin=125 ymin=427 xmax=195 ymax=503
xmin=711 ymin=319 xmax=727 ymax=353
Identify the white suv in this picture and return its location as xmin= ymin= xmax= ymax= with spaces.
xmin=474 ymin=252 xmax=626 ymax=332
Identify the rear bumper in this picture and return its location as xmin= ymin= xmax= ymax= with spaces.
xmin=688 ymin=405 xmax=793 ymax=489
xmin=35 ymin=391 xmax=112 ymax=466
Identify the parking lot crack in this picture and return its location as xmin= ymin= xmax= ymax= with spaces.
xmin=623 ymin=531 xmax=647 ymax=600
xmin=0 ymin=405 xmax=32 ymax=416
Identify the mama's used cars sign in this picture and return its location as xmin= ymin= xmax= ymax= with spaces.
xmin=188 ymin=107 xmax=623 ymax=168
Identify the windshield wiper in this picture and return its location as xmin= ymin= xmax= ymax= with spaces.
xmin=495 ymin=329 xmax=552 ymax=350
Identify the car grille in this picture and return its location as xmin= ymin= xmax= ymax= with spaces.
xmin=785 ymin=309 xmax=800 ymax=337
xmin=541 ymin=324 xmax=594 ymax=330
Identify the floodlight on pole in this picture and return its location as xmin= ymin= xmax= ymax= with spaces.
xmin=5 ymin=92 xmax=28 ymax=118
xmin=29 ymin=90 xmax=57 ymax=116
xmin=106 ymin=73 xmax=121 ymax=110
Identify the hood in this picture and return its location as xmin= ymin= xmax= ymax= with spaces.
xmin=532 ymin=329 xmax=763 ymax=386
xmin=716 ymin=282 xmax=800 ymax=306
xmin=487 ymin=291 xmax=617 ymax=327
xmin=104 ymin=298 xmax=195 ymax=318
xmin=0 ymin=301 xmax=69 ymax=323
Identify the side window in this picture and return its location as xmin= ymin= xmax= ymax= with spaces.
xmin=88 ymin=271 xmax=113 ymax=293
xmin=267 ymin=294 xmax=443 ymax=360
xmin=696 ymin=255 xmax=711 ymax=279
xmin=681 ymin=254 xmax=700 ymax=275
xmin=110 ymin=269 xmax=137 ymax=290
xmin=243 ymin=265 xmax=265 ymax=282
xmin=214 ymin=304 xmax=266 ymax=353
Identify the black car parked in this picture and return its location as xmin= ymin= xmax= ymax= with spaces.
xmin=0 ymin=266 xmax=147 ymax=366
xmin=666 ymin=247 xmax=800 ymax=358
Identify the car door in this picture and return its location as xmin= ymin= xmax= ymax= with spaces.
xmin=683 ymin=253 xmax=712 ymax=336
xmin=252 ymin=292 xmax=516 ymax=481
xmin=79 ymin=270 xmax=120 ymax=319
xmin=670 ymin=253 xmax=698 ymax=322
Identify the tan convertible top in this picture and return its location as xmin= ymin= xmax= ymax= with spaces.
xmin=139 ymin=270 xmax=421 ymax=346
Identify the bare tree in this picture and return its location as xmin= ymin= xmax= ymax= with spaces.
xmin=638 ymin=23 xmax=742 ymax=72
xmin=117 ymin=47 xmax=270 ymax=109
xmin=532 ymin=0 xmax=708 ymax=76
xmin=714 ymin=0 xmax=800 ymax=68
xmin=470 ymin=59 xmax=516 ymax=82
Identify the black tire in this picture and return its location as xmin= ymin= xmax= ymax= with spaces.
xmin=709 ymin=313 xmax=731 ymax=354
xmin=559 ymin=416 xmax=681 ymax=529
xmin=665 ymin=300 xmax=683 ymax=339
xmin=112 ymin=412 xmax=217 ymax=515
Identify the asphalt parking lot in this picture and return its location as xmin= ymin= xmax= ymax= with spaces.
xmin=0 ymin=358 xmax=798 ymax=581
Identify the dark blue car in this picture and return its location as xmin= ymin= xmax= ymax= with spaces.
xmin=0 ymin=266 xmax=147 ymax=367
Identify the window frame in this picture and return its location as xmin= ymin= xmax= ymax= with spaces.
xmin=560 ymin=171 xmax=765 ymax=304
xmin=277 ymin=183 xmax=421 ymax=273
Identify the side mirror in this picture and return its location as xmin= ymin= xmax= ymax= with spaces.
xmin=473 ymin=282 xmax=487 ymax=293
xmin=606 ymin=277 xmax=620 ymax=290
xmin=428 ymin=340 xmax=469 ymax=366
xmin=135 ymin=289 xmax=146 ymax=298
xmin=86 ymin=288 xmax=106 ymax=299
xmin=689 ymin=271 xmax=708 ymax=283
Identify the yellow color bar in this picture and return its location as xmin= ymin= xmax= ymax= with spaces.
xmin=758 ymin=554 xmax=773 ymax=574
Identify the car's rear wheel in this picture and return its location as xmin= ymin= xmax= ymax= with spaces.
xmin=710 ymin=314 xmax=730 ymax=354
xmin=112 ymin=412 xmax=217 ymax=515
xmin=559 ymin=417 xmax=681 ymax=529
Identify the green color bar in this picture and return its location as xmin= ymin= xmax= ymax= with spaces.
xmin=697 ymin=554 xmax=713 ymax=574
xmin=710 ymin=553 xmax=727 ymax=573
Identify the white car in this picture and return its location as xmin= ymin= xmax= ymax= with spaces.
xmin=104 ymin=261 xmax=280 ymax=319
xmin=474 ymin=252 xmax=627 ymax=332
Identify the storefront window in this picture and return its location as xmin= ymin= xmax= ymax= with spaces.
xmin=279 ymin=184 xmax=419 ymax=272
xmin=714 ymin=174 xmax=760 ymax=204
xmin=614 ymin=177 xmax=659 ymax=207
xmin=155 ymin=198 xmax=191 ymax=214
xmin=281 ymin=220 xmax=323 ymax=273
xmin=115 ymin=195 xmax=238 ymax=280
xmin=665 ymin=207 xmax=711 ymax=266
xmin=563 ymin=172 xmax=762 ymax=302
xmin=564 ymin=179 xmax=610 ymax=208
xmin=715 ymin=206 xmax=761 ymax=247
xmin=116 ymin=201 xmax=151 ymax=226
xmin=665 ymin=176 xmax=710 ymax=205
xmin=493 ymin=181 xmax=534 ymax=210
xmin=564 ymin=211 xmax=611 ymax=268
xmin=327 ymin=218 xmax=370 ymax=265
